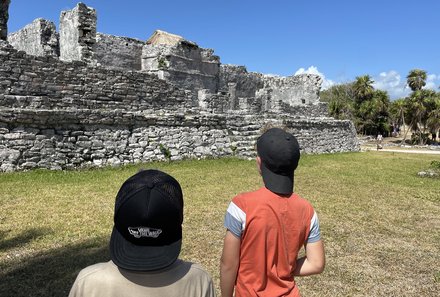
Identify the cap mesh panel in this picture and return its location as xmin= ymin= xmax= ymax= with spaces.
xmin=115 ymin=170 xmax=183 ymax=215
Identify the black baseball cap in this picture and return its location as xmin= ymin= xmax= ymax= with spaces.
xmin=256 ymin=128 xmax=301 ymax=195
xmin=110 ymin=169 xmax=184 ymax=271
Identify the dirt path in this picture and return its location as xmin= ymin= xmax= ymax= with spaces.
xmin=372 ymin=148 xmax=440 ymax=155
xmin=359 ymin=136 xmax=440 ymax=155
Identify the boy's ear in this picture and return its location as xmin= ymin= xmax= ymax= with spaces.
xmin=256 ymin=156 xmax=262 ymax=174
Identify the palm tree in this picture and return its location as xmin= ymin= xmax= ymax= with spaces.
xmin=426 ymin=97 xmax=440 ymax=143
xmin=405 ymin=69 xmax=435 ymax=144
xmin=373 ymin=90 xmax=389 ymax=113
xmin=357 ymin=99 xmax=376 ymax=135
xmin=406 ymin=69 xmax=427 ymax=92
xmin=390 ymin=99 xmax=406 ymax=126
xmin=405 ymin=90 xmax=435 ymax=144
xmin=372 ymin=90 xmax=390 ymax=135
xmin=390 ymin=98 xmax=409 ymax=143
xmin=353 ymin=75 xmax=374 ymax=105
xmin=321 ymin=83 xmax=354 ymax=120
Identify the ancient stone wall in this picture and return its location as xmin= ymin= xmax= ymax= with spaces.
xmin=0 ymin=2 xmax=360 ymax=172
xmin=5 ymin=3 xmax=325 ymax=116
xmin=219 ymin=65 xmax=264 ymax=100
xmin=7 ymin=18 xmax=59 ymax=57
xmin=0 ymin=0 xmax=10 ymax=41
xmin=0 ymin=40 xmax=359 ymax=172
xmin=219 ymin=65 xmax=325 ymax=115
xmin=59 ymin=3 xmax=96 ymax=64
xmin=197 ymin=90 xmax=229 ymax=113
xmin=0 ymin=110 xmax=232 ymax=171
xmin=279 ymin=101 xmax=329 ymax=118
xmin=0 ymin=108 xmax=358 ymax=172
xmin=142 ymin=41 xmax=220 ymax=95
xmin=262 ymin=74 xmax=322 ymax=105
xmin=0 ymin=42 xmax=191 ymax=111
xmin=94 ymin=33 xmax=143 ymax=70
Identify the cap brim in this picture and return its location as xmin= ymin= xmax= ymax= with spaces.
xmin=110 ymin=227 xmax=181 ymax=271
xmin=260 ymin=162 xmax=294 ymax=195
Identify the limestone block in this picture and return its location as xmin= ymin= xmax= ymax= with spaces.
xmin=0 ymin=147 xmax=20 ymax=163
xmin=21 ymin=161 xmax=37 ymax=169
xmin=107 ymin=157 xmax=121 ymax=166
xmin=76 ymin=140 xmax=92 ymax=148
xmin=0 ymin=163 xmax=14 ymax=172
xmin=3 ymin=132 xmax=22 ymax=140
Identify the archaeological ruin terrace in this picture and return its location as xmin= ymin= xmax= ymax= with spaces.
xmin=0 ymin=2 xmax=359 ymax=171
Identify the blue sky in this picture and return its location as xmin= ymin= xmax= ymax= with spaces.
xmin=7 ymin=0 xmax=440 ymax=99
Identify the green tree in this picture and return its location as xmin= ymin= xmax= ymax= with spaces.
xmin=320 ymin=83 xmax=354 ymax=120
xmin=390 ymin=98 xmax=406 ymax=127
xmin=426 ymin=96 xmax=440 ymax=143
xmin=403 ymin=69 xmax=439 ymax=144
xmin=356 ymin=99 xmax=376 ymax=135
xmin=405 ymin=89 xmax=436 ymax=144
xmin=372 ymin=90 xmax=391 ymax=135
xmin=406 ymin=69 xmax=427 ymax=91
xmin=353 ymin=89 xmax=391 ymax=135
xmin=390 ymin=98 xmax=409 ymax=143
xmin=353 ymin=75 xmax=374 ymax=105
xmin=321 ymin=78 xmax=395 ymax=137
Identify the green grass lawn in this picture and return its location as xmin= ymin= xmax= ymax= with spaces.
xmin=1 ymin=152 xmax=439 ymax=296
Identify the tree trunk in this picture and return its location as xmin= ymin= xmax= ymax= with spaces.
xmin=399 ymin=111 xmax=407 ymax=144
xmin=401 ymin=125 xmax=411 ymax=145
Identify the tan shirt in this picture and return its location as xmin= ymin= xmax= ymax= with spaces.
xmin=69 ymin=260 xmax=215 ymax=297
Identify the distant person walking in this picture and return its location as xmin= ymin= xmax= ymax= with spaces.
xmin=69 ymin=169 xmax=215 ymax=297
xmin=220 ymin=127 xmax=325 ymax=297
xmin=377 ymin=134 xmax=383 ymax=150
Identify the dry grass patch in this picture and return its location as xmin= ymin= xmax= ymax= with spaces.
xmin=1 ymin=153 xmax=439 ymax=296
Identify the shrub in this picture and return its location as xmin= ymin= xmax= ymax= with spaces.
xmin=430 ymin=160 xmax=440 ymax=169
xmin=159 ymin=144 xmax=171 ymax=161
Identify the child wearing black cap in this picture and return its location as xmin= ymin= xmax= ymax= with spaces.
xmin=69 ymin=169 xmax=215 ymax=297
xmin=220 ymin=128 xmax=325 ymax=297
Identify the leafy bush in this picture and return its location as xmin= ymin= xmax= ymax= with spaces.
xmin=159 ymin=144 xmax=171 ymax=161
xmin=431 ymin=160 xmax=440 ymax=169
xmin=411 ymin=133 xmax=430 ymax=144
xmin=157 ymin=57 xmax=168 ymax=69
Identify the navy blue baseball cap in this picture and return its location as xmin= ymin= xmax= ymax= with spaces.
xmin=257 ymin=128 xmax=301 ymax=195
xmin=110 ymin=169 xmax=184 ymax=271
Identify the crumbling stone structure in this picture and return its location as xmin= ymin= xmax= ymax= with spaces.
xmin=0 ymin=0 xmax=10 ymax=41
xmin=143 ymin=30 xmax=221 ymax=97
xmin=8 ymin=18 xmax=59 ymax=57
xmin=0 ymin=2 xmax=359 ymax=172
xmin=95 ymin=33 xmax=144 ymax=70
xmin=59 ymin=2 xmax=96 ymax=64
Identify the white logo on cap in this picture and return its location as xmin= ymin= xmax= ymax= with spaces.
xmin=128 ymin=227 xmax=162 ymax=238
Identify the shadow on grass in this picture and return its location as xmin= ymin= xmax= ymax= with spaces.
xmin=0 ymin=237 xmax=109 ymax=297
xmin=0 ymin=229 xmax=50 ymax=251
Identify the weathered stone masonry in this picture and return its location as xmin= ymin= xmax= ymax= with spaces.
xmin=0 ymin=0 xmax=10 ymax=41
xmin=0 ymin=3 xmax=359 ymax=172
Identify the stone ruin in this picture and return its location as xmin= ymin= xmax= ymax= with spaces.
xmin=0 ymin=2 xmax=359 ymax=172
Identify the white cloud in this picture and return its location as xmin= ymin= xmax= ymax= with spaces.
xmin=295 ymin=66 xmax=321 ymax=76
xmin=373 ymin=71 xmax=440 ymax=99
xmin=426 ymin=74 xmax=440 ymax=90
xmin=294 ymin=66 xmax=335 ymax=90
xmin=295 ymin=68 xmax=439 ymax=100
xmin=373 ymin=71 xmax=410 ymax=100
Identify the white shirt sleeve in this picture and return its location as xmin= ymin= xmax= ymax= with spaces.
xmin=307 ymin=211 xmax=321 ymax=243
